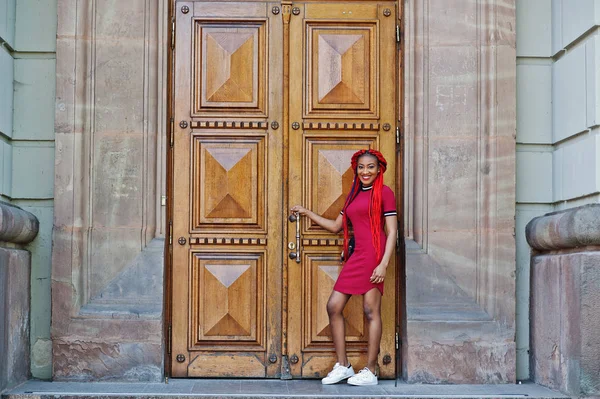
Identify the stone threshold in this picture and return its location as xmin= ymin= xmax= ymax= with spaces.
xmin=3 ymin=380 xmax=567 ymax=399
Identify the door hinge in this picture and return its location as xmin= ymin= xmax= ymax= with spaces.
xmin=396 ymin=25 xmax=400 ymax=44
xmin=170 ymin=118 xmax=174 ymax=147
xmin=168 ymin=324 xmax=172 ymax=355
xmin=171 ymin=19 xmax=175 ymax=50
xmin=395 ymin=332 xmax=399 ymax=350
xmin=169 ymin=220 xmax=173 ymax=246
xmin=396 ymin=126 xmax=400 ymax=144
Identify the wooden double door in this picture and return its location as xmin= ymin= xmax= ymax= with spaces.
xmin=170 ymin=0 xmax=399 ymax=378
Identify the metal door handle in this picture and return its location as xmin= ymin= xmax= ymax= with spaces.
xmin=288 ymin=213 xmax=301 ymax=263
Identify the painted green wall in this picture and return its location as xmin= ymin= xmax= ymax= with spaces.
xmin=0 ymin=0 xmax=57 ymax=380
xmin=516 ymin=0 xmax=600 ymax=381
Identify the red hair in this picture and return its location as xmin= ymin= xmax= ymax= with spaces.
xmin=341 ymin=149 xmax=388 ymax=262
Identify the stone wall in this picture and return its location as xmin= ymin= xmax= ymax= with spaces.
xmin=402 ymin=0 xmax=516 ymax=383
xmin=52 ymin=0 xmax=168 ymax=381
xmin=0 ymin=202 xmax=39 ymax=392
xmin=515 ymin=0 xmax=600 ymax=380
xmin=528 ymin=205 xmax=600 ymax=398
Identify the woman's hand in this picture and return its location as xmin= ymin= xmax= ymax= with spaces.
xmin=290 ymin=205 xmax=309 ymax=215
xmin=289 ymin=205 xmax=343 ymax=233
xmin=370 ymin=263 xmax=387 ymax=284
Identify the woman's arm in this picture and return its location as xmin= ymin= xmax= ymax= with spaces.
xmin=369 ymin=215 xmax=398 ymax=283
xmin=290 ymin=205 xmax=343 ymax=233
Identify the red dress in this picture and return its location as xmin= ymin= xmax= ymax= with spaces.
xmin=334 ymin=184 xmax=397 ymax=295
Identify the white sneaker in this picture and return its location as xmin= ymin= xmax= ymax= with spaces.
xmin=321 ymin=362 xmax=355 ymax=384
xmin=347 ymin=367 xmax=378 ymax=386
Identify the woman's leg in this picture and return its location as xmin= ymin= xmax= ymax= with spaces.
xmin=363 ymin=288 xmax=382 ymax=374
xmin=327 ymin=290 xmax=352 ymax=366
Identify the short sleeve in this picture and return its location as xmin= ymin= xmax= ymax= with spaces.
xmin=382 ymin=185 xmax=397 ymax=217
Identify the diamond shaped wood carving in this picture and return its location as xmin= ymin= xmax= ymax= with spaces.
xmin=306 ymin=24 xmax=377 ymax=117
xmin=192 ymin=136 xmax=266 ymax=231
xmin=204 ymin=264 xmax=253 ymax=336
xmin=195 ymin=22 xmax=266 ymax=116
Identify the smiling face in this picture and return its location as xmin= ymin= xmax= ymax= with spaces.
xmin=356 ymin=153 xmax=380 ymax=186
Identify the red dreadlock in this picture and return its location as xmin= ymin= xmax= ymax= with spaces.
xmin=341 ymin=149 xmax=388 ymax=262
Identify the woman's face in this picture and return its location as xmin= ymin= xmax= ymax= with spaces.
xmin=356 ymin=153 xmax=380 ymax=186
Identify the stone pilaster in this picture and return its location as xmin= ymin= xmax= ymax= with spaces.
xmin=402 ymin=0 xmax=516 ymax=383
xmin=52 ymin=0 xmax=168 ymax=381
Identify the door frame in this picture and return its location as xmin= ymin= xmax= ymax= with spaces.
xmin=163 ymin=0 xmax=405 ymax=379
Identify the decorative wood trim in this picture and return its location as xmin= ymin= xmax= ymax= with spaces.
xmin=302 ymin=122 xmax=380 ymax=131
xmin=302 ymin=238 xmax=344 ymax=246
xmin=190 ymin=121 xmax=268 ymax=129
xmin=189 ymin=237 xmax=267 ymax=245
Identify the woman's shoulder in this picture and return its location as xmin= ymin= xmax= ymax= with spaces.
xmin=382 ymin=185 xmax=396 ymax=196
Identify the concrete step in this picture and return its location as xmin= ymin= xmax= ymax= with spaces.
xmin=3 ymin=380 xmax=568 ymax=399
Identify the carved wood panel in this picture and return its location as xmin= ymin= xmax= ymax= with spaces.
xmin=191 ymin=134 xmax=266 ymax=232
xmin=305 ymin=23 xmax=378 ymax=119
xmin=190 ymin=251 xmax=265 ymax=348
xmin=193 ymin=20 xmax=267 ymax=116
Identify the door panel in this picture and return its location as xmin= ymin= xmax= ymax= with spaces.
xmin=193 ymin=19 xmax=267 ymax=116
xmin=287 ymin=2 xmax=397 ymax=378
xmin=306 ymin=23 xmax=377 ymax=117
xmin=191 ymin=135 xmax=266 ymax=231
xmin=171 ymin=1 xmax=283 ymax=378
xmin=171 ymin=0 xmax=398 ymax=379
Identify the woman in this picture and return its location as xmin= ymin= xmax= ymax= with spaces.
xmin=291 ymin=149 xmax=397 ymax=386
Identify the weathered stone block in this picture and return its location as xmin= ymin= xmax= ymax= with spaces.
xmin=53 ymin=340 xmax=162 ymax=382
xmin=528 ymin=205 xmax=600 ymax=397
xmin=530 ymin=251 xmax=600 ymax=397
xmin=526 ymin=204 xmax=600 ymax=250
xmin=428 ymin=0 xmax=477 ymax=46
xmin=0 ymin=201 xmax=39 ymax=244
xmin=406 ymin=320 xmax=516 ymax=384
xmin=0 ymin=247 xmax=31 ymax=391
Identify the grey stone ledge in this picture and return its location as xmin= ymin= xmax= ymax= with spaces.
xmin=526 ymin=204 xmax=600 ymax=251
xmin=0 ymin=201 xmax=39 ymax=245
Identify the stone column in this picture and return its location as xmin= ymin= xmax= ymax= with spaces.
xmin=527 ymin=204 xmax=600 ymax=398
xmin=402 ymin=0 xmax=516 ymax=383
xmin=0 ymin=201 xmax=39 ymax=391
xmin=52 ymin=0 xmax=168 ymax=380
